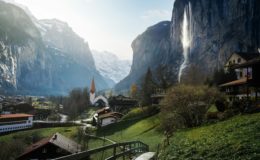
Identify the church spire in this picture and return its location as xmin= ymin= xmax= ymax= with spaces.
xmin=90 ymin=78 xmax=96 ymax=94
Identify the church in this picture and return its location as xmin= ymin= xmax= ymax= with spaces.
xmin=89 ymin=78 xmax=109 ymax=107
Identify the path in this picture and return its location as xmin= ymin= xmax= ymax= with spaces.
xmin=59 ymin=113 xmax=68 ymax=123
xmin=135 ymin=152 xmax=156 ymax=160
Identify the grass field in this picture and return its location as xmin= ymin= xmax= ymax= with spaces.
xmin=160 ymin=112 xmax=260 ymax=160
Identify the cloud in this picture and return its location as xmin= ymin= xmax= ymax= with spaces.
xmin=141 ymin=9 xmax=172 ymax=20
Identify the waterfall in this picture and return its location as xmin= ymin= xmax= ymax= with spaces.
xmin=178 ymin=2 xmax=192 ymax=83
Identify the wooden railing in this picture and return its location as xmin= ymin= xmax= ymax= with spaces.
xmin=53 ymin=140 xmax=149 ymax=160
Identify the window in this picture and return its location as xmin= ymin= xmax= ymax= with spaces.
xmin=238 ymin=58 xmax=241 ymax=63
xmin=240 ymin=72 xmax=243 ymax=77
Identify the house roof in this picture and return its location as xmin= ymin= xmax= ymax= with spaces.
xmin=18 ymin=132 xmax=81 ymax=158
xmin=0 ymin=113 xmax=33 ymax=119
xmin=98 ymin=112 xmax=123 ymax=119
xmin=50 ymin=133 xmax=81 ymax=153
xmin=96 ymin=107 xmax=110 ymax=114
xmin=234 ymin=52 xmax=260 ymax=61
xmin=219 ymin=78 xmax=247 ymax=87
xmin=232 ymin=57 xmax=260 ymax=69
xmin=19 ymin=137 xmax=51 ymax=157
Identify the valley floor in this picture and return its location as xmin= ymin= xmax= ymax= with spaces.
xmin=0 ymin=112 xmax=259 ymax=160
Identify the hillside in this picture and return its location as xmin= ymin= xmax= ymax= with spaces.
xmin=96 ymin=114 xmax=162 ymax=151
xmin=93 ymin=111 xmax=260 ymax=159
xmin=160 ymin=112 xmax=260 ymax=159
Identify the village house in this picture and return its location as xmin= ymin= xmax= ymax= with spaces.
xmin=92 ymin=107 xmax=123 ymax=127
xmin=97 ymin=112 xmax=123 ymax=127
xmin=108 ymin=95 xmax=138 ymax=112
xmin=0 ymin=113 xmax=33 ymax=133
xmin=17 ymin=132 xmax=81 ymax=160
xmin=224 ymin=52 xmax=259 ymax=79
xmin=151 ymin=88 xmax=166 ymax=105
xmin=220 ymin=52 xmax=260 ymax=106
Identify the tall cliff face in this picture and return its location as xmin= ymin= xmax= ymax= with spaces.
xmin=0 ymin=1 xmax=109 ymax=95
xmin=0 ymin=1 xmax=50 ymax=92
xmin=115 ymin=21 xmax=177 ymax=91
xmin=171 ymin=0 xmax=260 ymax=81
xmin=115 ymin=0 xmax=260 ymax=91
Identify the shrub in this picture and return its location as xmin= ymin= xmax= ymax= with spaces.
xmin=160 ymin=85 xmax=222 ymax=132
xmin=122 ymin=106 xmax=159 ymax=120
xmin=0 ymin=140 xmax=25 ymax=160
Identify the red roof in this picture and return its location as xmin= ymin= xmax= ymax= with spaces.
xmin=98 ymin=112 xmax=123 ymax=119
xmin=0 ymin=114 xmax=33 ymax=119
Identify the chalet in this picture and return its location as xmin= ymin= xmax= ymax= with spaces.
xmin=97 ymin=112 xmax=123 ymax=127
xmin=0 ymin=114 xmax=33 ymax=133
xmin=224 ymin=52 xmax=259 ymax=79
xmin=17 ymin=132 xmax=81 ymax=160
xmin=108 ymin=95 xmax=138 ymax=112
xmin=151 ymin=88 xmax=166 ymax=105
xmin=220 ymin=52 xmax=260 ymax=101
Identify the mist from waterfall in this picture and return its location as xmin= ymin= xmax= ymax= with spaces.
xmin=178 ymin=2 xmax=192 ymax=83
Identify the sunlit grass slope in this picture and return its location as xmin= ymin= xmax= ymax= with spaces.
xmin=160 ymin=112 xmax=260 ymax=160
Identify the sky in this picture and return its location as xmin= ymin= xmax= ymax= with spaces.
xmin=14 ymin=0 xmax=174 ymax=60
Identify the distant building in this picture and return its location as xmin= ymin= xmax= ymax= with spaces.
xmin=92 ymin=107 xmax=123 ymax=127
xmin=17 ymin=132 xmax=81 ymax=160
xmin=0 ymin=114 xmax=33 ymax=133
xmin=151 ymin=88 xmax=166 ymax=105
xmin=108 ymin=95 xmax=138 ymax=112
xmin=97 ymin=112 xmax=123 ymax=127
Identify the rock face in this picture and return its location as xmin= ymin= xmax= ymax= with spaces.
xmin=0 ymin=1 xmax=109 ymax=95
xmin=115 ymin=0 xmax=260 ymax=91
xmin=115 ymin=21 xmax=176 ymax=91
xmin=92 ymin=50 xmax=131 ymax=85
xmin=170 ymin=0 xmax=260 ymax=81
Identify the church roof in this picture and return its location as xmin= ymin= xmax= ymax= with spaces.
xmin=90 ymin=78 xmax=96 ymax=93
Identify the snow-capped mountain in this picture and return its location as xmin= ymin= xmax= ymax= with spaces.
xmin=92 ymin=50 xmax=132 ymax=84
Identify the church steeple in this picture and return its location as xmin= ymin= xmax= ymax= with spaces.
xmin=90 ymin=78 xmax=96 ymax=94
